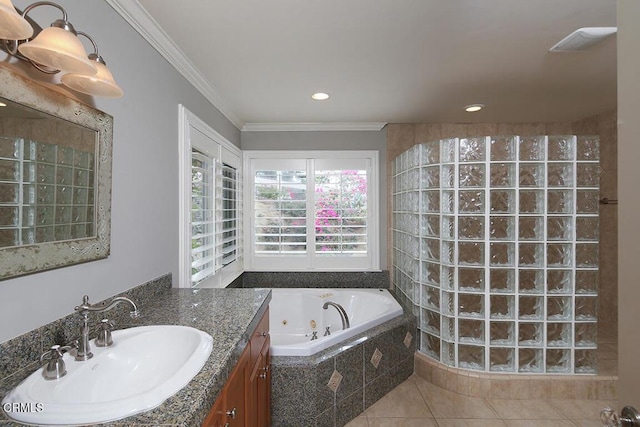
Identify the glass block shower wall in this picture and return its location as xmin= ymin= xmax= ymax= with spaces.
xmin=392 ymin=136 xmax=600 ymax=374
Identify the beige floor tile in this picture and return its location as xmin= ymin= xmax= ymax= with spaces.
xmin=346 ymin=372 xmax=615 ymax=427
xmin=504 ymin=421 xmax=577 ymax=427
xmin=413 ymin=376 xmax=499 ymax=419
xmin=367 ymin=419 xmax=438 ymax=427
xmin=436 ymin=419 xmax=508 ymax=427
xmin=549 ymin=399 xmax=614 ymax=420
xmin=488 ymin=399 xmax=565 ymax=420
xmin=365 ymin=378 xmax=433 ymax=419
xmin=572 ymin=420 xmax=605 ymax=427
xmin=345 ymin=415 xmax=369 ymax=427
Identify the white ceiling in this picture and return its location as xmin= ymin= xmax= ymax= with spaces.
xmin=119 ymin=0 xmax=617 ymax=128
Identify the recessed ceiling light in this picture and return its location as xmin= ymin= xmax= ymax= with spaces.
xmin=465 ymin=104 xmax=484 ymax=112
xmin=311 ymin=92 xmax=330 ymax=101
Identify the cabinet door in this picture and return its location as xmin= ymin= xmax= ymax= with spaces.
xmin=251 ymin=308 xmax=270 ymax=366
xmin=202 ymin=396 xmax=225 ymax=427
xmin=249 ymin=336 xmax=271 ymax=427
xmin=224 ymin=348 xmax=249 ymax=427
xmin=256 ymin=338 xmax=271 ymax=427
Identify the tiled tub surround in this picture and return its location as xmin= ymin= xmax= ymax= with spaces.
xmin=241 ymin=271 xmax=390 ymax=289
xmin=0 ymin=274 xmax=271 ymax=426
xmin=392 ymin=136 xmax=601 ymax=374
xmin=270 ymin=308 xmax=416 ymax=427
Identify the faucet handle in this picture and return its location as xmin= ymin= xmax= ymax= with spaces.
xmin=40 ymin=344 xmax=71 ymax=360
xmin=98 ymin=318 xmax=114 ymax=329
xmin=40 ymin=345 xmax=71 ymax=380
xmin=95 ymin=319 xmax=114 ymax=347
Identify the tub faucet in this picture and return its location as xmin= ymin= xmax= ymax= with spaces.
xmin=322 ymin=301 xmax=350 ymax=330
xmin=73 ymin=295 xmax=140 ymax=361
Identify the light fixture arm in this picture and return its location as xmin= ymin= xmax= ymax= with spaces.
xmin=22 ymin=1 xmax=69 ymax=28
xmin=76 ymin=31 xmax=106 ymax=66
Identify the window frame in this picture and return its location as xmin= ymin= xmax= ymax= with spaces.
xmin=243 ymin=150 xmax=379 ymax=271
xmin=178 ymin=105 xmax=242 ymax=288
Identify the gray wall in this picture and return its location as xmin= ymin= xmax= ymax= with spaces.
xmin=0 ymin=0 xmax=240 ymax=343
xmin=241 ymin=129 xmax=388 ymax=270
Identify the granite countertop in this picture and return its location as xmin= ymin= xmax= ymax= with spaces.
xmin=0 ymin=287 xmax=271 ymax=427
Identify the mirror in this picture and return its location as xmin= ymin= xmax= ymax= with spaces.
xmin=0 ymin=66 xmax=113 ymax=279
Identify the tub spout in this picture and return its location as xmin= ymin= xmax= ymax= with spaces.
xmin=322 ymin=301 xmax=350 ymax=330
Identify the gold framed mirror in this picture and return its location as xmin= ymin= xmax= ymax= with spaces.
xmin=0 ymin=66 xmax=113 ymax=279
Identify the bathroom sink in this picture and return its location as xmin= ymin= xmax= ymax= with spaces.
xmin=2 ymin=325 xmax=213 ymax=425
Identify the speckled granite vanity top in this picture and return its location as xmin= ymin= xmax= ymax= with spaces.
xmin=0 ymin=287 xmax=271 ymax=427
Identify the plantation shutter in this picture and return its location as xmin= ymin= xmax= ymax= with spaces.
xmin=221 ymin=163 xmax=239 ymax=266
xmin=191 ymin=149 xmax=217 ymax=286
xmin=314 ymin=158 xmax=369 ymax=256
xmin=252 ymin=158 xmax=308 ymax=255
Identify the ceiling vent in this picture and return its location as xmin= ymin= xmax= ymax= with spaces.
xmin=549 ymin=27 xmax=617 ymax=52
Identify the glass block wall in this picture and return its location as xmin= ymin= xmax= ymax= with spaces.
xmin=0 ymin=136 xmax=95 ymax=247
xmin=392 ymin=136 xmax=600 ymax=374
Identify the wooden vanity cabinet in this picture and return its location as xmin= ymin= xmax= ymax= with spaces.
xmin=203 ymin=308 xmax=270 ymax=427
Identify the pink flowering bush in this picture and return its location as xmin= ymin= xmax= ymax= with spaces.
xmin=315 ymin=170 xmax=367 ymax=252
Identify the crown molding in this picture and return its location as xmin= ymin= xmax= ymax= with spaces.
xmin=241 ymin=122 xmax=388 ymax=132
xmin=105 ymin=0 xmax=244 ymax=129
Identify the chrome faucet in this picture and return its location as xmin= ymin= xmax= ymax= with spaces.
xmin=322 ymin=301 xmax=350 ymax=330
xmin=73 ymin=295 xmax=140 ymax=361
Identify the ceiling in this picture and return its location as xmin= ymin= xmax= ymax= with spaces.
xmin=119 ymin=0 xmax=616 ymax=128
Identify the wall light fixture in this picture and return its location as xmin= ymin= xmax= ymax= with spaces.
xmin=0 ymin=0 xmax=123 ymax=97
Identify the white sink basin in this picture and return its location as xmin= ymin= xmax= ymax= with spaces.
xmin=2 ymin=325 xmax=213 ymax=426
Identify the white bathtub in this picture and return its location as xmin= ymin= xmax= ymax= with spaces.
xmin=269 ymin=288 xmax=404 ymax=357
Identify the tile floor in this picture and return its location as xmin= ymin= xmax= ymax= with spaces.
xmin=345 ymin=374 xmax=616 ymax=427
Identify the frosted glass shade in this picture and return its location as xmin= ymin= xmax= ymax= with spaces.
xmin=62 ymin=61 xmax=123 ymax=98
xmin=0 ymin=0 xmax=33 ymax=39
xmin=18 ymin=26 xmax=97 ymax=75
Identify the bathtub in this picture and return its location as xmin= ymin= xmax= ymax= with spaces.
xmin=269 ymin=288 xmax=404 ymax=356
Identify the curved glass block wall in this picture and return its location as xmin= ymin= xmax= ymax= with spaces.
xmin=392 ymin=136 xmax=600 ymax=374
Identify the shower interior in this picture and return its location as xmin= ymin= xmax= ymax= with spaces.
xmin=392 ymin=135 xmax=600 ymax=374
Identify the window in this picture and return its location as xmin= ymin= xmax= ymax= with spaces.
xmin=221 ymin=163 xmax=239 ymax=266
xmin=244 ymin=151 xmax=379 ymax=271
xmin=190 ymin=149 xmax=216 ymax=285
xmin=314 ymin=168 xmax=368 ymax=255
xmin=179 ymin=105 xmax=241 ymax=288
xmin=254 ymin=168 xmax=307 ymax=254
